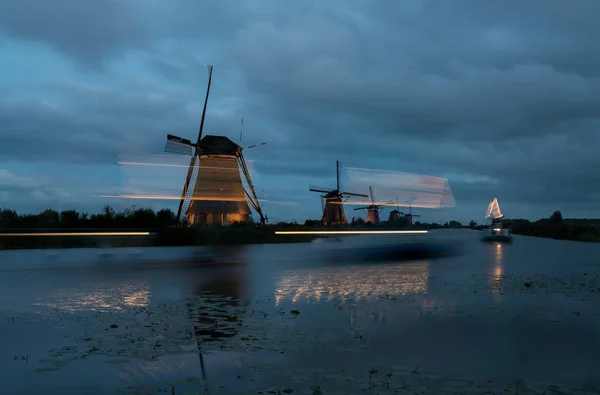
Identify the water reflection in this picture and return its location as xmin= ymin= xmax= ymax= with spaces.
xmin=190 ymin=268 xmax=247 ymax=341
xmin=489 ymin=243 xmax=504 ymax=302
xmin=274 ymin=261 xmax=429 ymax=305
xmin=120 ymin=265 xmax=248 ymax=390
xmin=33 ymin=281 xmax=151 ymax=312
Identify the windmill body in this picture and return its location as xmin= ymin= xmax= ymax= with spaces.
xmin=164 ymin=65 xmax=265 ymax=226
xmin=365 ymin=207 xmax=380 ymax=225
xmin=186 ymin=136 xmax=251 ymax=226
xmin=353 ymin=186 xmax=383 ymax=225
xmin=388 ymin=209 xmax=400 ymax=222
xmin=310 ymin=161 xmax=368 ymax=226
xmin=321 ymin=191 xmax=348 ymax=225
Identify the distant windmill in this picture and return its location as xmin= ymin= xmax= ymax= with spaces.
xmin=405 ymin=198 xmax=421 ymax=225
xmin=309 ymin=161 xmax=368 ymax=226
xmin=164 ymin=65 xmax=266 ymax=226
xmin=387 ymin=197 xmax=420 ymax=225
xmin=353 ymin=186 xmax=384 ymax=225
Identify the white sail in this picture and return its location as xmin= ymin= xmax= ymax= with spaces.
xmin=485 ymin=197 xmax=503 ymax=219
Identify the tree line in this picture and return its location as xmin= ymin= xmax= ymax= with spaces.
xmin=0 ymin=205 xmax=180 ymax=229
xmin=467 ymin=210 xmax=600 ymax=242
xmin=1 ymin=206 xmax=599 ymax=243
xmin=0 ymin=205 xmax=465 ymax=230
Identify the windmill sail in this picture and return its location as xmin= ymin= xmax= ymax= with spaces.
xmin=165 ymin=134 xmax=194 ymax=155
xmin=485 ymin=197 xmax=503 ymax=220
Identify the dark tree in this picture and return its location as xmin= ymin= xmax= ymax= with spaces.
xmin=550 ymin=210 xmax=563 ymax=224
xmin=60 ymin=210 xmax=80 ymax=228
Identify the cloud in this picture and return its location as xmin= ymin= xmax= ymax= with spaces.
xmin=2 ymin=0 xmax=600 ymax=221
xmin=0 ymin=0 xmax=146 ymax=66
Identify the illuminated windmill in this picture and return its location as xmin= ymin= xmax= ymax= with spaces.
xmin=164 ymin=65 xmax=266 ymax=226
xmin=485 ymin=197 xmax=504 ymax=224
xmin=309 ymin=161 xmax=368 ymax=226
xmin=353 ymin=186 xmax=383 ymax=225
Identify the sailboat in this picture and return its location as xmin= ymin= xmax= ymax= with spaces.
xmin=481 ymin=197 xmax=513 ymax=243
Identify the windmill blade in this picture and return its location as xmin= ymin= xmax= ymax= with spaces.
xmin=309 ymin=185 xmax=333 ymax=194
xmin=176 ymin=155 xmax=198 ymax=222
xmin=353 ymin=206 xmax=370 ymax=211
xmin=165 ymin=134 xmax=194 ymax=155
xmin=196 ymin=64 xmax=214 ymax=144
xmin=336 ymin=160 xmax=341 ymax=191
xmin=369 ymin=186 xmax=375 ymax=205
xmin=238 ymin=155 xmax=266 ymax=224
xmin=342 ymin=191 xmax=369 ymax=198
xmin=405 ymin=196 xmax=417 ymax=204
xmin=239 ymin=118 xmax=244 ymax=142
xmin=246 ymin=142 xmax=267 ymax=149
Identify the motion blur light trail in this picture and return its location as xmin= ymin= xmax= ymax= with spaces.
xmin=275 ymin=230 xmax=428 ymax=235
xmin=344 ymin=166 xmax=456 ymax=209
xmin=0 ymin=232 xmax=153 ymax=237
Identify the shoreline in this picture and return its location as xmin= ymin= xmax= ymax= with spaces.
xmin=0 ymin=225 xmax=435 ymax=251
xmin=468 ymin=225 xmax=600 ymax=243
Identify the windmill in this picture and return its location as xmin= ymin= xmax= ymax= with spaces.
xmin=401 ymin=197 xmax=421 ymax=225
xmin=309 ymin=161 xmax=368 ymax=225
xmin=353 ymin=186 xmax=383 ymax=225
xmin=164 ymin=65 xmax=266 ymax=226
xmin=387 ymin=197 xmax=421 ymax=225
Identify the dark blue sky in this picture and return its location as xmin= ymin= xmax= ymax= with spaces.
xmin=1 ymin=0 xmax=600 ymax=224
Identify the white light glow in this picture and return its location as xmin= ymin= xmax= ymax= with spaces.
xmin=275 ymin=230 xmax=428 ymax=235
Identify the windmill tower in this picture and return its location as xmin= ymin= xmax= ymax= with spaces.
xmin=164 ymin=65 xmax=265 ymax=226
xmin=309 ymin=161 xmax=368 ymax=226
xmin=353 ymin=186 xmax=383 ymax=225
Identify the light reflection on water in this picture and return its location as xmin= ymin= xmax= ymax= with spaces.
xmin=274 ymin=261 xmax=429 ymax=305
xmin=31 ymin=281 xmax=151 ymax=312
xmin=4 ymin=233 xmax=600 ymax=394
xmin=119 ymin=355 xmax=193 ymax=383
xmin=489 ymin=243 xmax=504 ymax=303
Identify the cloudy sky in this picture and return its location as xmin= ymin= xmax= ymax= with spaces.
xmin=1 ymin=0 xmax=600 ymax=224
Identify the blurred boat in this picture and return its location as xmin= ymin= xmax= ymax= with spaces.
xmin=481 ymin=226 xmax=513 ymax=243
xmin=318 ymin=233 xmax=462 ymax=263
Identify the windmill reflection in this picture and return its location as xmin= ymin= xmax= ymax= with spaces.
xmin=186 ymin=252 xmax=249 ymax=391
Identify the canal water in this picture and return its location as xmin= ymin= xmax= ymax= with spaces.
xmin=2 ymin=230 xmax=600 ymax=394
